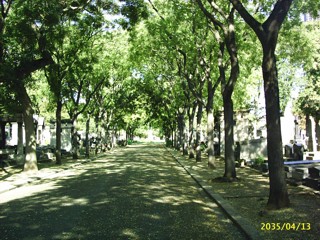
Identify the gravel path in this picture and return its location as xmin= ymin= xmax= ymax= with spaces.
xmin=0 ymin=144 xmax=245 ymax=240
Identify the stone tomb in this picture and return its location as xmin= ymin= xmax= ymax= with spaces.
xmin=309 ymin=166 xmax=320 ymax=178
xmin=292 ymin=167 xmax=310 ymax=181
xmin=304 ymin=178 xmax=320 ymax=190
xmin=284 ymin=162 xmax=320 ymax=190
xmin=284 ymin=161 xmax=320 ymax=180
xmin=305 ymin=166 xmax=320 ymax=190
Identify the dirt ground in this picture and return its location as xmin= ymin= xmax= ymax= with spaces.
xmin=170 ymin=150 xmax=320 ymax=240
xmin=1 ymin=146 xmax=245 ymax=240
xmin=1 ymin=147 xmax=319 ymax=239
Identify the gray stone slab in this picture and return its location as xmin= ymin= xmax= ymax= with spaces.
xmin=292 ymin=169 xmax=309 ymax=180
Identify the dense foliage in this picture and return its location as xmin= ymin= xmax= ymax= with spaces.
xmin=0 ymin=0 xmax=319 ymax=209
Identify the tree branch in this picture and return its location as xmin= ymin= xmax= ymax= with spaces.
xmin=229 ymin=0 xmax=264 ymax=38
xmin=16 ymin=52 xmax=54 ymax=80
xmin=195 ymin=0 xmax=224 ymax=30
xmin=263 ymin=0 xmax=293 ymax=33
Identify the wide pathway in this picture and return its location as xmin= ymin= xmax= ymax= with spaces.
xmin=0 ymin=144 xmax=245 ymax=240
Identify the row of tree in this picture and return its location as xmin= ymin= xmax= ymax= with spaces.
xmin=0 ymin=1 xmax=319 ymax=210
xmin=126 ymin=0 xmax=319 ymax=210
xmin=0 ymin=0 xmax=147 ymax=169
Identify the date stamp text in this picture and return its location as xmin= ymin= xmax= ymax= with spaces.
xmin=261 ymin=223 xmax=311 ymax=231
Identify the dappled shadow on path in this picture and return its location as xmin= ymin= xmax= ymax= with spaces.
xmin=0 ymin=144 xmax=244 ymax=240
xmin=170 ymin=150 xmax=320 ymax=240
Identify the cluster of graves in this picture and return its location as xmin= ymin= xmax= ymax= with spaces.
xmin=0 ymin=115 xmax=104 ymax=165
xmin=1 ymin=98 xmax=319 ymax=190
xmin=0 ymin=113 xmax=130 ymax=167
xmin=230 ymin=99 xmax=320 ymax=191
xmin=284 ymin=152 xmax=320 ymax=190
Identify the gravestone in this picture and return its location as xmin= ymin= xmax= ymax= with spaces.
xmin=293 ymin=142 xmax=304 ymax=160
xmin=284 ymin=165 xmax=295 ymax=178
xmin=292 ymin=167 xmax=309 ymax=180
xmin=309 ymin=166 xmax=320 ymax=178
xmin=304 ymin=178 xmax=320 ymax=190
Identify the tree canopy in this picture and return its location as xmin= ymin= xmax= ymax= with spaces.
xmin=0 ymin=0 xmax=319 ymax=210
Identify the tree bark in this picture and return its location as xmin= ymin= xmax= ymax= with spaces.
xmin=85 ymin=117 xmax=90 ymax=157
xmin=182 ymin=108 xmax=188 ymax=155
xmin=214 ymin=112 xmax=221 ymax=156
xmin=230 ymin=0 xmax=292 ymax=209
xmin=0 ymin=123 xmax=5 ymax=148
xmin=20 ymin=86 xmax=38 ymax=172
xmin=188 ymin=102 xmax=197 ymax=159
xmin=315 ymin=117 xmax=320 ymax=151
xmin=71 ymin=120 xmax=78 ymax=159
xmin=177 ymin=112 xmax=184 ymax=154
xmin=171 ymin=127 xmax=174 ymax=148
xmin=222 ymin=10 xmax=239 ymax=180
xmin=223 ymin=94 xmax=236 ymax=179
xmin=196 ymin=101 xmax=203 ymax=162
xmin=207 ymin=78 xmax=216 ymax=168
xmin=207 ymin=108 xmax=215 ymax=168
xmin=17 ymin=121 xmax=24 ymax=164
xmin=306 ymin=114 xmax=312 ymax=151
xmin=263 ymin=49 xmax=289 ymax=209
xmin=55 ymin=100 xmax=62 ymax=165
xmin=195 ymin=0 xmax=238 ymax=177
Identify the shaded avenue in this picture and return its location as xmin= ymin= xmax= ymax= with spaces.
xmin=0 ymin=144 xmax=245 ymax=239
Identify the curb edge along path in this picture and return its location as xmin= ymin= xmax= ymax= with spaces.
xmin=167 ymin=149 xmax=261 ymax=240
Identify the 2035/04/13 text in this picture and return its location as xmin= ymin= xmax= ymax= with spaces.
xmin=261 ymin=223 xmax=311 ymax=231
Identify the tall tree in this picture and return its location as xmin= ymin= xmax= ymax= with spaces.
xmin=0 ymin=0 xmax=56 ymax=172
xmin=195 ymin=1 xmax=242 ymax=179
xmin=229 ymin=0 xmax=292 ymax=209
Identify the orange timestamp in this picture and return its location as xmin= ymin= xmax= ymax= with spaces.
xmin=261 ymin=222 xmax=311 ymax=231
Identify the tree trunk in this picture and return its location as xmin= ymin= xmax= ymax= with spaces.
xmin=230 ymin=0 xmax=292 ymax=209
xmin=196 ymin=102 xmax=203 ymax=162
xmin=55 ymin=100 xmax=62 ymax=165
xmin=263 ymin=50 xmax=289 ymax=209
xmin=214 ymin=112 xmax=221 ymax=156
xmin=182 ymin=108 xmax=188 ymax=155
xmin=315 ymin=117 xmax=320 ymax=151
xmin=306 ymin=115 xmax=317 ymax=152
xmin=71 ymin=120 xmax=78 ymax=159
xmin=0 ymin=123 xmax=6 ymax=167
xmin=85 ymin=117 xmax=90 ymax=157
xmin=177 ymin=112 xmax=184 ymax=152
xmin=21 ymin=86 xmax=38 ymax=172
xmin=207 ymin=108 xmax=215 ymax=169
xmin=95 ymin=117 xmax=100 ymax=154
xmin=174 ymin=129 xmax=177 ymax=149
xmin=0 ymin=123 xmax=6 ymax=148
xmin=222 ymin=9 xmax=239 ymax=180
xmin=17 ymin=121 xmax=24 ymax=164
xmin=306 ymin=114 xmax=313 ymax=151
xmin=207 ymin=79 xmax=216 ymax=169
xmin=188 ymin=103 xmax=197 ymax=158
xmin=223 ymin=95 xmax=236 ymax=179
xmin=23 ymin=111 xmax=38 ymax=172
xmin=171 ymin=128 xmax=174 ymax=148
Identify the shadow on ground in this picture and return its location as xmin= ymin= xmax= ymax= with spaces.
xmin=0 ymin=144 xmax=244 ymax=240
xmin=170 ymin=149 xmax=320 ymax=240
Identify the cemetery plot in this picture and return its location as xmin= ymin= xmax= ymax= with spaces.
xmin=284 ymin=160 xmax=320 ymax=190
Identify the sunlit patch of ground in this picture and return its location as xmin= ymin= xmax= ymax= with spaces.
xmin=0 ymin=144 xmax=246 ymax=240
xmin=170 ymin=149 xmax=320 ymax=240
